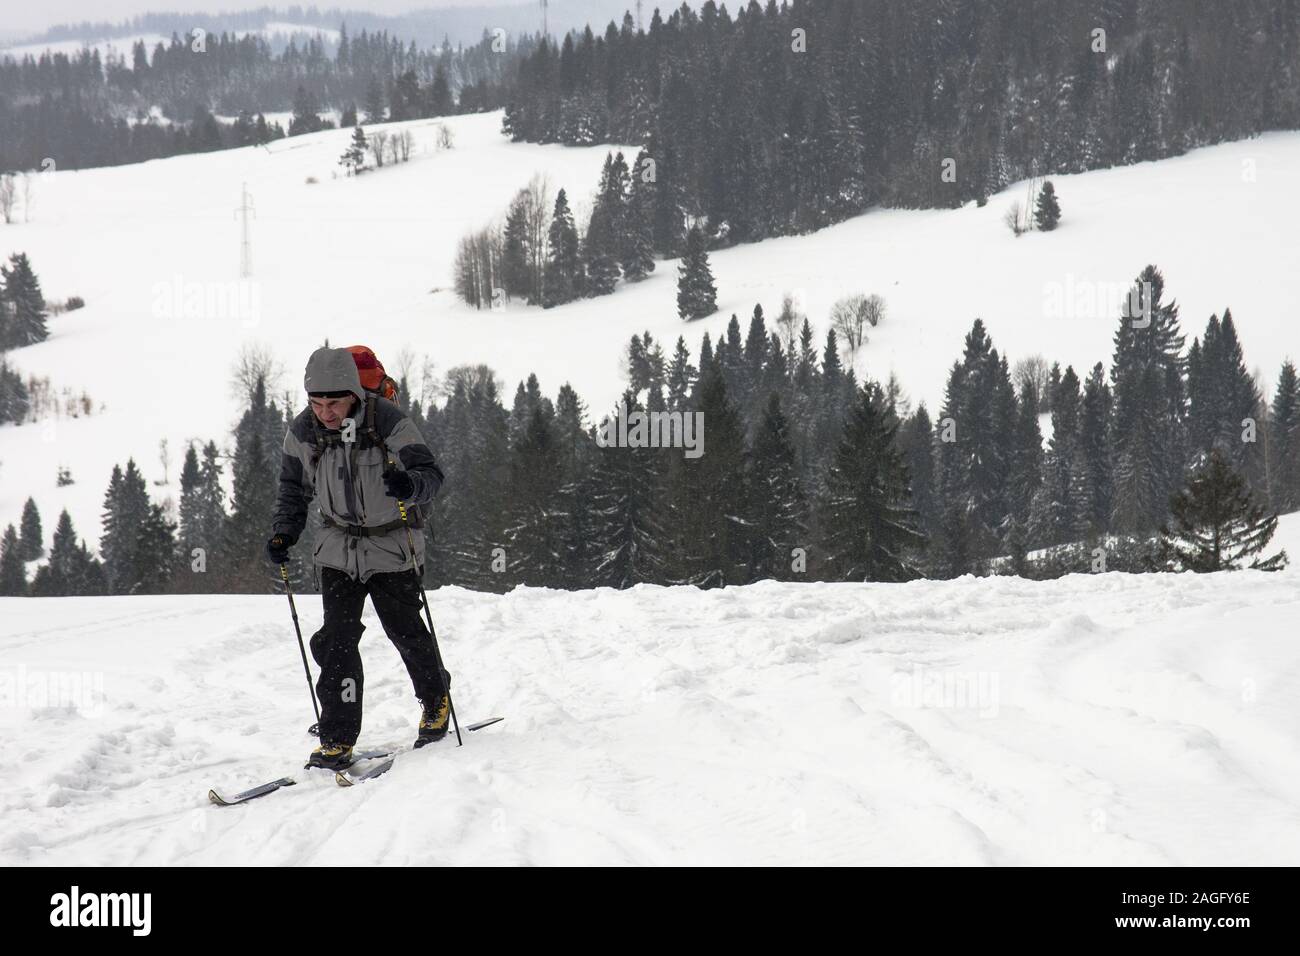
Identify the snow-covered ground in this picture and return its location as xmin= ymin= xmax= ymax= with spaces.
xmin=0 ymin=33 xmax=171 ymax=62
xmin=1 ymin=111 xmax=1297 ymax=547
xmin=2 ymin=512 xmax=1298 ymax=865
xmin=1 ymin=23 xmax=340 ymax=62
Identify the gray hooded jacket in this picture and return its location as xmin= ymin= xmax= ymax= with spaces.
xmin=273 ymin=347 xmax=444 ymax=582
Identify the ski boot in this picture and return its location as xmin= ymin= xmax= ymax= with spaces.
xmin=415 ymin=695 xmax=450 ymax=748
xmin=306 ymin=741 xmax=355 ymax=770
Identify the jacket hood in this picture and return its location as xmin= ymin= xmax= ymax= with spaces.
xmin=304 ymin=347 xmax=366 ymax=404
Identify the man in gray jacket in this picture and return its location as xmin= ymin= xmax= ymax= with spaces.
xmin=266 ymin=347 xmax=449 ymax=769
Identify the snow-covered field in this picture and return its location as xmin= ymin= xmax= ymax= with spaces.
xmin=1 ymin=23 xmax=340 ymax=62
xmin=2 ymin=512 xmax=1298 ymax=865
xmin=1 ymin=110 xmax=1297 ymax=547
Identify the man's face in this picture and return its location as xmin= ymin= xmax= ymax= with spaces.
xmin=310 ymin=395 xmax=357 ymax=431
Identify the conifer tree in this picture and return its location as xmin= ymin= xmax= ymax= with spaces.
xmin=1268 ymin=360 xmax=1300 ymax=512
xmin=0 ymin=253 xmax=49 ymax=347
xmin=339 ymin=125 xmax=367 ymax=175
xmin=0 ymin=524 xmax=26 ymax=596
xmin=662 ymin=365 xmax=749 ymax=586
xmin=32 ymin=510 xmax=106 ymax=596
xmin=505 ymin=402 xmax=565 ymax=587
xmin=1110 ymin=265 xmax=1187 ymax=533
xmin=589 ymin=391 xmax=663 ymax=587
xmin=748 ymin=393 xmax=808 ymax=580
xmin=1159 ymin=449 xmax=1287 ymax=572
xmin=821 ymin=386 xmax=925 ymax=582
xmin=543 ymin=188 xmax=581 ymax=307
xmin=18 ymin=496 xmax=42 ymax=560
xmin=666 ymin=336 xmax=697 ymax=411
xmin=1078 ymin=362 xmax=1114 ymax=537
xmin=676 ymin=224 xmax=717 ymax=319
xmin=1033 ymin=180 xmax=1061 ymax=230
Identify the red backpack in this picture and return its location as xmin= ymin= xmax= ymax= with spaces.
xmin=346 ymin=345 xmax=399 ymax=401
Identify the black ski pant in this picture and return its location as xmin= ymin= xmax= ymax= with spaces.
xmin=309 ymin=566 xmax=450 ymax=746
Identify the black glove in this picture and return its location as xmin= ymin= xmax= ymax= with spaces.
xmin=266 ymin=532 xmax=296 ymax=564
xmin=383 ymin=469 xmax=415 ymax=501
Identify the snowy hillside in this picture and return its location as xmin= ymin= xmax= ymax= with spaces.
xmin=1 ymin=111 xmax=1299 ymax=545
xmin=3 ymin=513 xmax=1299 ymax=865
xmin=0 ymin=24 xmax=340 ymax=62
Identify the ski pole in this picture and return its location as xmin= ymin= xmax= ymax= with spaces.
xmin=281 ymin=563 xmax=321 ymax=733
xmin=389 ymin=464 xmax=462 ymax=746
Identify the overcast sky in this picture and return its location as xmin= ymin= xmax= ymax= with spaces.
xmin=6 ymin=2 xmax=489 ymax=38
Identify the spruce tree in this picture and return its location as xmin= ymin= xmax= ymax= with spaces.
xmin=501 ymin=191 xmax=532 ymax=300
xmin=0 ymin=253 xmax=49 ymax=347
xmin=0 ymin=358 xmax=31 ymax=423
xmin=665 ymin=337 xmax=697 ymax=411
xmin=900 ymin=403 xmax=939 ymax=539
xmin=1029 ymin=365 xmax=1086 ymax=547
xmin=676 ymin=224 xmax=717 ymax=320
xmin=1007 ymin=383 xmax=1043 ymax=527
xmin=364 ymin=75 xmax=385 ymax=123
xmin=1187 ymin=309 xmax=1261 ymax=484
xmin=1033 ymin=180 xmax=1061 ymax=230
xmin=1110 ymin=265 xmax=1187 ymax=533
xmin=543 ymin=189 xmax=581 ymax=307
xmin=32 ymin=510 xmax=106 ymax=596
xmin=100 ymin=463 xmax=136 ymax=593
xmin=748 ymin=393 xmax=808 ymax=580
xmin=1159 ymin=449 xmax=1287 ymax=572
xmin=552 ymin=383 xmax=599 ymax=587
xmin=590 ymin=391 xmax=664 ymax=587
xmin=1268 ymin=360 xmax=1300 ymax=512
xmin=1078 ymin=362 xmax=1114 ymax=537
xmin=225 ymin=378 xmax=281 ymax=590
xmin=821 ymin=386 xmax=925 ymax=582
xmin=0 ymin=524 xmax=26 ymax=595
xmin=505 ymin=402 xmax=564 ymax=587
xmin=661 ymin=365 xmax=749 ymax=586
xmin=339 ymin=125 xmax=367 ymax=175
xmin=621 ymin=149 xmax=657 ymax=281
xmin=18 ymin=496 xmax=42 ymax=559
xmin=934 ymin=320 xmax=1015 ymax=567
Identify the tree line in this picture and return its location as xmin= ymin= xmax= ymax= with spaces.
xmin=2 ymin=264 xmax=1292 ymax=596
xmin=0 ymin=26 xmax=533 ymax=170
xmin=502 ymin=0 xmax=1300 ymax=251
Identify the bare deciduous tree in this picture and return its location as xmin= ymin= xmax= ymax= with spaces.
xmin=1004 ymin=200 xmax=1024 ymax=236
xmin=863 ymin=293 xmax=886 ymax=328
xmin=20 ymin=171 xmax=34 ymax=222
xmin=440 ymin=364 xmax=501 ymax=400
xmin=370 ymin=130 xmax=389 ymax=168
xmin=0 ymin=174 xmax=16 ymax=224
xmin=230 ymin=342 xmax=285 ymax=403
xmin=435 ymin=123 xmax=454 ymax=150
xmin=396 ymin=130 xmax=414 ymax=162
xmin=775 ymin=292 xmax=804 ymax=356
xmin=1013 ymin=354 xmax=1051 ymax=410
xmin=830 ymin=294 xmax=872 ymax=358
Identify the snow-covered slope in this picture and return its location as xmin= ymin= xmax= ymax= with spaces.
xmin=1 ymin=24 xmax=340 ymax=62
xmin=1 ymin=112 xmax=1298 ymax=546
xmin=2 ymin=517 xmax=1298 ymax=865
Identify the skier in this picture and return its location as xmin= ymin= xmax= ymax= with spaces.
xmin=266 ymin=346 xmax=449 ymax=769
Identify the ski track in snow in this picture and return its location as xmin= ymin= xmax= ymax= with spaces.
xmin=3 ymin=538 xmax=1299 ymax=866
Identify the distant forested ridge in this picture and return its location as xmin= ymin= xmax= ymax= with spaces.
xmin=0 ymin=27 xmax=535 ymax=170
xmin=503 ymin=0 xmax=1300 ymax=237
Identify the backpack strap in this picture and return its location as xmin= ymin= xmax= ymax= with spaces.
xmin=364 ymin=394 xmax=392 ymax=467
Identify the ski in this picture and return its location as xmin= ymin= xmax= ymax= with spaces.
xmin=208 ymin=777 xmax=296 ymax=806
xmin=335 ymin=716 xmax=505 ymax=788
xmin=207 ymin=749 xmax=394 ymax=807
